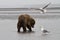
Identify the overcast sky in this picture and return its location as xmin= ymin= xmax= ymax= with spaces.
xmin=0 ymin=0 xmax=60 ymax=8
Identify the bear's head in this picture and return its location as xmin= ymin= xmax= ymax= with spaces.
xmin=30 ymin=18 xmax=35 ymax=28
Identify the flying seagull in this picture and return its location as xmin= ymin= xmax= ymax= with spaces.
xmin=30 ymin=3 xmax=51 ymax=13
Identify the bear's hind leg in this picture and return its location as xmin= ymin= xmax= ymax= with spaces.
xmin=17 ymin=27 xmax=21 ymax=32
xmin=17 ymin=23 xmax=21 ymax=32
xmin=23 ymin=27 xmax=26 ymax=32
xmin=23 ymin=25 xmax=27 ymax=32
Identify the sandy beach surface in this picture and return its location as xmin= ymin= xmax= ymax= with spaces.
xmin=0 ymin=10 xmax=60 ymax=40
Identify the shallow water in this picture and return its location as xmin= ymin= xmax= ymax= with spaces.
xmin=0 ymin=8 xmax=60 ymax=40
xmin=0 ymin=15 xmax=60 ymax=40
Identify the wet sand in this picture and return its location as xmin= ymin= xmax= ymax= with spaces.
xmin=0 ymin=13 xmax=60 ymax=40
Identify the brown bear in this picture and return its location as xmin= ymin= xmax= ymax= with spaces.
xmin=17 ymin=14 xmax=35 ymax=32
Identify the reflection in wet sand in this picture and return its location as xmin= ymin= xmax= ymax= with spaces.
xmin=0 ymin=14 xmax=60 ymax=40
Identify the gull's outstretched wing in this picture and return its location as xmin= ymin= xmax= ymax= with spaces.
xmin=42 ymin=3 xmax=51 ymax=9
xmin=29 ymin=8 xmax=42 ymax=10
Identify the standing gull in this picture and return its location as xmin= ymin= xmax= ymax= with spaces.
xmin=40 ymin=25 xmax=50 ymax=33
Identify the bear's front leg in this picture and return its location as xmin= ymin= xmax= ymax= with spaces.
xmin=27 ymin=25 xmax=32 ymax=32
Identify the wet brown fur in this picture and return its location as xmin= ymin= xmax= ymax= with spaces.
xmin=17 ymin=14 xmax=35 ymax=32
